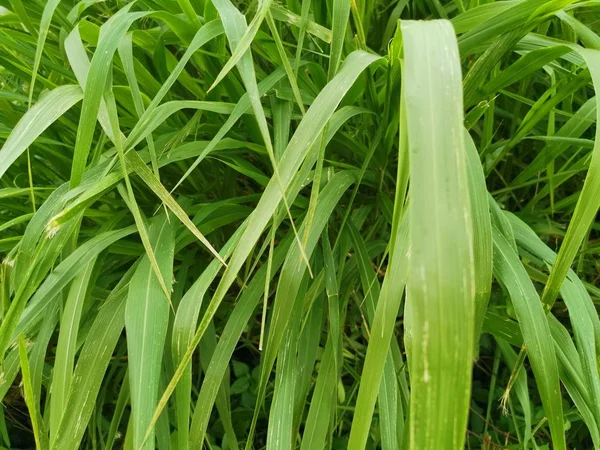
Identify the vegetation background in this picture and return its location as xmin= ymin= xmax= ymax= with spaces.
xmin=1 ymin=0 xmax=600 ymax=449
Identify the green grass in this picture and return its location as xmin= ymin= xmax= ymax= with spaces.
xmin=1 ymin=0 xmax=600 ymax=449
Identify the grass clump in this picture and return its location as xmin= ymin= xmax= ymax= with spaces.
xmin=1 ymin=0 xmax=600 ymax=449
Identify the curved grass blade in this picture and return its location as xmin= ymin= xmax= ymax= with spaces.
xmin=208 ymin=0 xmax=274 ymax=92
xmin=0 ymin=85 xmax=83 ymax=180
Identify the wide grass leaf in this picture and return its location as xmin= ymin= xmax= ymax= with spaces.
xmin=402 ymin=19 xmax=476 ymax=450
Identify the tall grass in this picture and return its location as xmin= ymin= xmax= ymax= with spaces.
xmin=1 ymin=0 xmax=600 ymax=449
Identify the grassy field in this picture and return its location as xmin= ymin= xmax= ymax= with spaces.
xmin=1 ymin=0 xmax=600 ymax=448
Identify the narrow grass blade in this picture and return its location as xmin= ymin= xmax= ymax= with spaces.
xmin=18 ymin=335 xmax=48 ymax=450
xmin=126 ymin=151 xmax=226 ymax=265
xmin=171 ymin=227 xmax=243 ymax=450
xmin=29 ymin=0 xmax=63 ymax=105
xmin=492 ymin=230 xmax=565 ymax=450
xmin=464 ymin=131 xmax=493 ymax=344
xmin=125 ymin=214 xmax=175 ymax=450
xmin=69 ymin=5 xmax=148 ymax=187
xmin=348 ymin=215 xmax=409 ymax=450
xmin=49 ymin=258 xmax=96 ymax=445
xmin=208 ymin=0 xmax=274 ymax=92
xmin=0 ymin=85 xmax=82 ymax=180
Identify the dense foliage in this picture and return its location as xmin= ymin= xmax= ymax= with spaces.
xmin=1 ymin=0 xmax=600 ymax=449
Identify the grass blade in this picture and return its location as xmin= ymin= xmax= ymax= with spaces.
xmin=125 ymin=214 xmax=175 ymax=450
xmin=0 ymin=85 xmax=82 ymax=180
xmin=492 ymin=230 xmax=565 ymax=450
xmin=402 ymin=19 xmax=476 ymax=449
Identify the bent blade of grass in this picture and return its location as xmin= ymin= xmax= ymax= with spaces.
xmin=0 ymin=85 xmax=83 ymax=181
xmin=125 ymin=214 xmax=175 ymax=450
xmin=126 ymin=151 xmax=226 ymax=266
xmin=208 ymin=0 xmax=274 ymax=92
xmin=105 ymin=80 xmax=174 ymax=304
xmin=492 ymin=229 xmax=565 ymax=450
xmin=402 ymin=19 xmax=476 ymax=450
